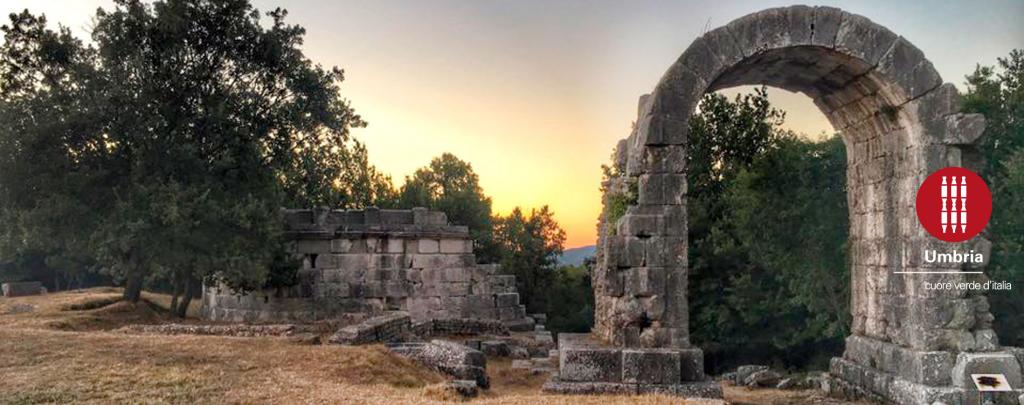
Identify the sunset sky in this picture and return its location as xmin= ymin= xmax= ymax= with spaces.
xmin=7 ymin=0 xmax=1024 ymax=247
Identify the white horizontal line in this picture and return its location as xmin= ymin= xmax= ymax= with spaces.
xmin=893 ymin=271 xmax=983 ymax=274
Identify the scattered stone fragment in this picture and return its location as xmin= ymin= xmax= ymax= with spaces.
xmin=5 ymin=304 xmax=35 ymax=314
xmin=733 ymin=365 xmax=769 ymax=384
xmin=481 ymin=340 xmax=510 ymax=357
xmin=463 ymin=339 xmax=482 ymax=351
xmin=510 ymin=346 xmax=530 ymax=359
xmin=744 ymin=369 xmax=782 ymax=387
xmin=388 ymin=339 xmax=489 ymax=389
xmin=422 ymin=380 xmax=478 ymax=401
xmin=286 ymin=333 xmax=321 ymax=345
xmin=511 ymin=359 xmax=532 ymax=370
xmin=776 ymin=377 xmax=797 ymax=390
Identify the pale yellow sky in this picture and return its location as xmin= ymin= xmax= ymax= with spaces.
xmin=5 ymin=0 xmax=1022 ymax=247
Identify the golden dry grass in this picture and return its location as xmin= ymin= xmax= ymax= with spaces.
xmin=0 ymin=288 xmax=738 ymax=404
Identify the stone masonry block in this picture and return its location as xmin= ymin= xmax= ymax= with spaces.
xmin=560 ymin=348 xmax=623 ymax=383
xmin=495 ymin=293 xmax=520 ymax=308
xmin=627 ymin=267 xmax=666 ymax=297
xmin=677 ymin=348 xmax=706 ymax=381
xmin=875 ymin=37 xmax=942 ymax=103
xmin=443 ymin=268 xmax=470 ymax=283
xmin=834 ymin=12 xmax=898 ymax=66
xmin=386 ymin=238 xmax=405 ymax=253
xmin=331 ymin=239 xmax=354 ymax=253
xmin=419 ymin=239 xmax=440 ymax=254
xmin=622 ymin=349 xmax=681 ymax=384
xmin=951 ymin=352 xmax=1023 ymax=390
xmin=440 ymin=239 xmax=472 ymax=253
xmin=620 ymin=236 xmax=646 ymax=268
xmin=616 ymin=214 xmax=662 ymax=237
xmin=466 ymin=294 xmax=495 ymax=312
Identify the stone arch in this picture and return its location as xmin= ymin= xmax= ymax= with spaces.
xmin=560 ymin=6 xmax=1019 ymax=403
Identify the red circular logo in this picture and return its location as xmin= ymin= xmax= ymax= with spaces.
xmin=915 ymin=167 xmax=992 ymax=242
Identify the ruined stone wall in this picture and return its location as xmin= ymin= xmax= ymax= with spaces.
xmin=202 ymin=207 xmax=527 ymax=325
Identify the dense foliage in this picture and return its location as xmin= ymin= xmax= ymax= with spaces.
xmin=963 ymin=50 xmax=1024 ymax=347
xmin=0 ymin=0 xmax=379 ymax=314
xmin=687 ymin=88 xmax=849 ymax=372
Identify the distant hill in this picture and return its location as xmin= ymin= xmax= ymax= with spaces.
xmin=558 ymin=245 xmax=596 ymax=267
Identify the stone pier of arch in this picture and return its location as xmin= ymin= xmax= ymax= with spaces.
xmin=544 ymin=6 xmax=1024 ymax=404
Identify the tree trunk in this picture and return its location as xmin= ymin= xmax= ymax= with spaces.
xmin=123 ymin=269 xmax=143 ymax=302
xmin=175 ymin=276 xmax=200 ymax=318
xmin=169 ymin=271 xmax=183 ymax=315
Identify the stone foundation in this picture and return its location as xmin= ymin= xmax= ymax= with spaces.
xmin=543 ymin=333 xmax=721 ymax=398
xmin=202 ymin=207 xmax=530 ymax=326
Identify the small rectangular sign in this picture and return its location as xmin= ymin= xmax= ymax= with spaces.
xmin=971 ymin=374 xmax=1013 ymax=392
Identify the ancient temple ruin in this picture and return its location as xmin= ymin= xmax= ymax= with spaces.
xmin=546 ymin=5 xmax=1023 ymax=404
xmin=202 ymin=207 xmax=533 ymax=330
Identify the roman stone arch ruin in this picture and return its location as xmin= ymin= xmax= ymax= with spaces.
xmin=547 ymin=6 xmax=1024 ymax=403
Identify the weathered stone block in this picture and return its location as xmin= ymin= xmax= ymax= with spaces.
xmin=331 ymin=239 xmax=354 ymax=253
xmin=627 ymin=267 xmax=666 ymax=297
xmin=834 ymin=12 xmax=898 ymax=65
xmin=443 ymin=268 xmax=470 ymax=283
xmin=443 ymin=282 xmax=471 ymax=297
xmin=951 ymin=352 xmax=1023 ymax=390
xmin=876 ymin=37 xmax=942 ymax=103
xmin=495 ymin=293 xmax=520 ymax=308
xmin=498 ymin=305 xmax=525 ymax=321
xmin=641 ymin=145 xmax=687 ymax=174
xmin=418 ymin=239 xmax=440 ymax=254
xmin=440 ymin=239 xmax=471 ymax=253
xmin=385 ymin=238 xmax=405 ymax=253
xmin=622 ymin=349 xmax=681 ymax=384
xmin=560 ymin=347 xmax=622 ymax=383
xmin=616 ymin=213 xmax=662 ymax=237
xmin=465 ymin=294 xmax=495 ymax=312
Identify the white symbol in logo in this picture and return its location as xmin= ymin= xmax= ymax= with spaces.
xmin=940 ymin=176 xmax=967 ymax=233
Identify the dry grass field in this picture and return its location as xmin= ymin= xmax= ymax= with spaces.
xmin=0 ymin=288 xmax=853 ymax=404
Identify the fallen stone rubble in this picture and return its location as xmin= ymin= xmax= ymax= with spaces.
xmin=119 ymin=323 xmax=297 ymax=337
xmin=720 ymin=365 xmax=828 ymax=390
xmin=423 ymin=379 xmax=479 ymax=401
xmin=387 ymin=339 xmax=490 ymax=389
xmin=328 ymin=311 xmax=411 ymax=345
